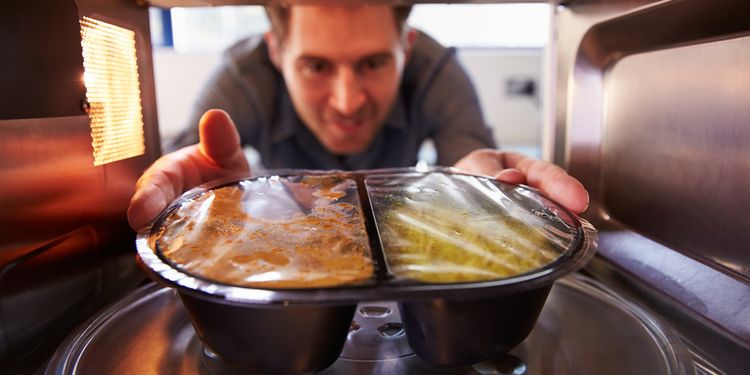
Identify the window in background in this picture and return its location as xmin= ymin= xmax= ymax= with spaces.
xmin=150 ymin=4 xmax=549 ymax=52
xmin=410 ymin=4 xmax=550 ymax=48
xmin=172 ymin=6 xmax=268 ymax=53
xmin=148 ymin=7 xmax=172 ymax=47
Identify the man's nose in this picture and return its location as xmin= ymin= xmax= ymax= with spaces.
xmin=329 ymin=68 xmax=366 ymax=116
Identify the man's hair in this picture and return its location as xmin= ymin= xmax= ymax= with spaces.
xmin=265 ymin=5 xmax=413 ymax=45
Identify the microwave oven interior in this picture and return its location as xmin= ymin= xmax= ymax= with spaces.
xmin=1 ymin=0 xmax=748 ymax=374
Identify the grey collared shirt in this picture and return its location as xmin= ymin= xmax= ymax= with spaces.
xmin=167 ymin=31 xmax=495 ymax=170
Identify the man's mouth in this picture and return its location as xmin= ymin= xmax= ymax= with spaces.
xmin=331 ymin=118 xmax=365 ymax=132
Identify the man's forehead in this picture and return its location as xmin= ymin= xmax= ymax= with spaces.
xmin=287 ymin=4 xmax=396 ymax=24
xmin=284 ymin=5 xmax=401 ymax=58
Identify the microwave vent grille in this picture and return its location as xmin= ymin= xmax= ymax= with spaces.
xmin=80 ymin=16 xmax=145 ymax=166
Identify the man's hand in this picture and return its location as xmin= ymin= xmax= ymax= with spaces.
xmin=454 ymin=149 xmax=589 ymax=214
xmin=127 ymin=109 xmax=250 ymax=230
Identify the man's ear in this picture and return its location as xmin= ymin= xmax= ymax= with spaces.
xmin=404 ymin=28 xmax=417 ymax=62
xmin=264 ymin=31 xmax=282 ymax=69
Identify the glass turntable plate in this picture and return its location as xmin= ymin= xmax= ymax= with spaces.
xmin=46 ymin=274 xmax=695 ymax=375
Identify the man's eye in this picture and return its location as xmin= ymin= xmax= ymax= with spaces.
xmin=303 ymin=60 xmax=330 ymax=74
xmin=359 ymin=57 xmax=388 ymax=72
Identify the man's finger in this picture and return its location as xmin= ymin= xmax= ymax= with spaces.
xmin=198 ymin=109 xmax=249 ymax=172
xmin=453 ymin=149 xmax=503 ymax=177
xmin=454 ymin=149 xmax=589 ymax=214
xmin=542 ymin=172 xmax=590 ymax=214
xmin=503 ymin=152 xmax=589 ymax=213
xmin=127 ymin=181 xmax=169 ymax=231
xmin=494 ymin=168 xmax=525 ymax=185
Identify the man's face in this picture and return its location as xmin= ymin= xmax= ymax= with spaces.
xmin=268 ymin=6 xmax=409 ymax=155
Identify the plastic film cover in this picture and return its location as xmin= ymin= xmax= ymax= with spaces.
xmin=366 ymin=172 xmax=578 ymax=283
xmin=154 ymin=174 xmax=373 ymax=288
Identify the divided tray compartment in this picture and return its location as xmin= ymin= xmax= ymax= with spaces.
xmin=135 ymin=167 xmax=597 ymax=374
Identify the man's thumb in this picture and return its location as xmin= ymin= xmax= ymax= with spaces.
xmin=197 ymin=109 xmax=249 ymax=172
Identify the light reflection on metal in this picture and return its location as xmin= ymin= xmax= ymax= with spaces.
xmin=80 ymin=17 xmax=145 ymax=166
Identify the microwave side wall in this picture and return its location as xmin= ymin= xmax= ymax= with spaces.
xmin=0 ymin=0 xmax=160 ymax=372
xmin=549 ymin=0 xmax=750 ymax=372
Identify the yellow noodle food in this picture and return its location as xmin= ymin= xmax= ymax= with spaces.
xmin=377 ymin=201 xmax=561 ymax=283
xmin=156 ymin=178 xmax=373 ymax=288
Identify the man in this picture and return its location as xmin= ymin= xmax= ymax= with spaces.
xmin=168 ymin=5 xmax=492 ymax=169
xmin=127 ymin=4 xmax=588 ymax=230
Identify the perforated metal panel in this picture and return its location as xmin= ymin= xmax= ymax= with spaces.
xmin=81 ymin=17 xmax=145 ymax=166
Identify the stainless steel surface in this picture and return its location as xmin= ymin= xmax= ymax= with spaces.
xmin=551 ymin=0 xmax=750 ymax=372
xmin=46 ymin=275 xmax=696 ymax=374
xmin=0 ymin=1 xmax=86 ymax=120
xmin=0 ymin=116 xmax=142 ymax=247
xmin=0 ymin=0 xmax=161 ymax=371
xmin=603 ymin=38 xmax=750 ymax=275
xmin=0 ymin=116 xmax=144 ymax=363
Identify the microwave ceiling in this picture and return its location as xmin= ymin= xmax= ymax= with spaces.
xmin=142 ymin=0 xmax=553 ymax=8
